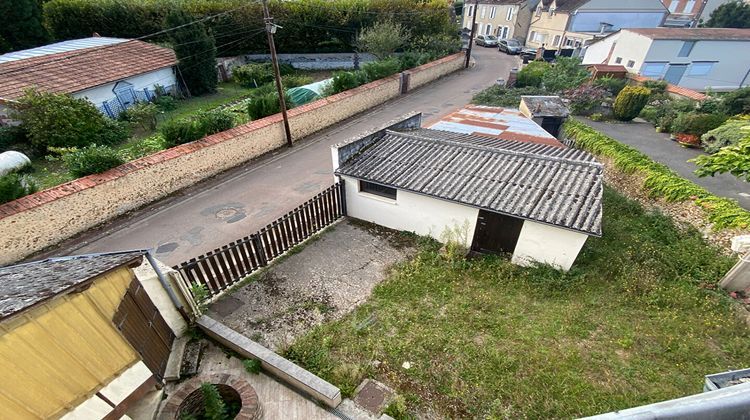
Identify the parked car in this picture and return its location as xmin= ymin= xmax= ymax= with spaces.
xmin=519 ymin=47 xmax=537 ymax=61
xmin=475 ymin=35 xmax=499 ymax=47
xmin=498 ymin=39 xmax=523 ymax=55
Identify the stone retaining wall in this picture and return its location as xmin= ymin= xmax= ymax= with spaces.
xmin=0 ymin=53 xmax=465 ymax=265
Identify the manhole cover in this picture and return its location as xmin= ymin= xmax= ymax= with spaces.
xmin=353 ymin=379 xmax=395 ymax=415
xmin=216 ymin=208 xmax=238 ymax=219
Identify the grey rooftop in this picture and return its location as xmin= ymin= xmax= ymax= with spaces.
xmin=336 ymin=128 xmax=603 ymax=236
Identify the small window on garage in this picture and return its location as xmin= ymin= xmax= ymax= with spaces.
xmin=360 ymin=180 xmax=397 ymax=200
xmin=626 ymin=60 xmax=635 ymax=68
xmin=614 ymin=57 xmax=622 ymax=64
xmin=678 ymin=41 xmax=696 ymax=57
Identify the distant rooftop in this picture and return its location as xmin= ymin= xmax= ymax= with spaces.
xmin=0 ymin=251 xmax=145 ymax=320
xmin=0 ymin=37 xmax=128 ymax=64
xmin=428 ymin=105 xmax=564 ymax=147
xmin=337 ymin=128 xmax=603 ymax=236
xmin=625 ymin=28 xmax=750 ymax=41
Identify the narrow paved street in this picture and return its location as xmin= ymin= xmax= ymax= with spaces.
xmin=583 ymin=118 xmax=750 ymax=210
xmin=40 ymin=47 xmax=518 ymax=266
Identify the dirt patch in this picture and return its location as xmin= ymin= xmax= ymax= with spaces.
xmin=208 ymin=219 xmax=417 ymax=351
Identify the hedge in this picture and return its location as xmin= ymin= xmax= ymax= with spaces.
xmin=43 ymin=0 xmax=456 ymax=56
xmin=564 ymin=119 xmax=750 ymax=230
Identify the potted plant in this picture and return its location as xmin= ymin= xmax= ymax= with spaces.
xmin=671 ymin=112 xmax=728 ymax=148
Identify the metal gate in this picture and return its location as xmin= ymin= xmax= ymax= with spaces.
xmin=113 ymin=280 xmax=175 ymax=379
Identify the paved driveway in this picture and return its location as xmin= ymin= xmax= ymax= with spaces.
xmin=39 ymin=47 xmax=517 ymax=266
xmin=583 ymin=118 xmax=750 ymax=210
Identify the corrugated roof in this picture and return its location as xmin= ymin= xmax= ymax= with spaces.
xmin=0 ymin=251 xmax=145 ymax=320
xmin=0 ymin=37 xmax=128 ymax=63
xmin=429 ymin=105 xmax=565 ymax=147
xmin=521 ymin=96 xmax=570 ymax=118
xmin=0 ymin=39 xmax=177 ymax=100
xmin=626 ymin=28 xmax=750 ymax=41
xmin=337 ymin=129 xmax=603 ymax=236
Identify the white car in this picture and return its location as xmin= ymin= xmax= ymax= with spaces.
xmin=475 ymin=35 xmax=498 ymax=47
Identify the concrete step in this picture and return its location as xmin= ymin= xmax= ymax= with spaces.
xmin=164 ymin=335 xmax=189 ymax=382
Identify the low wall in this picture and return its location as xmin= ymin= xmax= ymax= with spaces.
xmin=406 ymin=53 xmax=466 ymax=90
xmin=0 ymin=52 xmax=465 ymax=265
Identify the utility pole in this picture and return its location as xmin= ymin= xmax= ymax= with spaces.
xmin=262 ymin=0 xmax=293 ymax=147
xmin=465 ymin=0 xmax=479 ymax=69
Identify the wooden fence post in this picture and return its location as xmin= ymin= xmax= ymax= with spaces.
xmin=251 ymin=234 xmax=268 ymax=267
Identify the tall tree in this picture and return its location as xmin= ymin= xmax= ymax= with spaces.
xmin=165 ymin=11 xmax=218 ymax=96
xmin=0 ymin=0 xmax=49 ymax=53
xmin=704 ymin=0 xmax=750 ymax=28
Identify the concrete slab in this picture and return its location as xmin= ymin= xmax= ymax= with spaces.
xmin=208 ymin=219 xmax=416 ymax=351
xmin=164 ymin=335 xmax=189 ymax=382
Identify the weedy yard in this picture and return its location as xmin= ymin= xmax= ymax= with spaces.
xmin=284 ymin=188 xmax=750 ymax=418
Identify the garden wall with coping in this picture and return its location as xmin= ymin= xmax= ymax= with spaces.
xmin=0 ymin=53 xmax=465 ymax=265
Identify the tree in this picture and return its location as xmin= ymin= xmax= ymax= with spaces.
xmin=0 ymin=0 xmax=49 ymax=53
xmin=357 ymin=21 xmax=410 ymax=59
xmin=165 ymin=10 xmax=218 ymax=96
xmin=704 ymin=0 xmax=750 ymax=28
xmin=541 ymin=57 xmax=590 ymax=93
xmin=10 ymin=89 xmax=130 ymax=152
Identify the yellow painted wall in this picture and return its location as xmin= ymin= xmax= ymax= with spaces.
xmin=0 ymin=267 xmax=138 ymax=419
xmin=527 ymin=10 xmax=572 ymax=48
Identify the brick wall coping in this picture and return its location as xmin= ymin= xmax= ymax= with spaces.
xmin=158 ymin=373 xmax=261 ymax=420
xmin=0 ymin=52 xmax=464 ymax=220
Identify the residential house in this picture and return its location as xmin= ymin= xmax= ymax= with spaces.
xmin=661 ymin=0 xmax=745 ymax=27
xmin=0 ymin=37 xmax=177 ymax=121
xmin=331 ymin=107 xmax=603 ymax=271
xmin=526 ymin=0 xmax=669 ymax=50
xmin=0 ymin=251 xmax=188 ymax=419
xmin=581 ymin=28 xmax=750 ymax=91
xmin=462 ymin=0 xmax=538 ymax=41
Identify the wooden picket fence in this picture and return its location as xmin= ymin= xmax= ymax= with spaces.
xmin=173 ymin=183 xmax=346 ymax=299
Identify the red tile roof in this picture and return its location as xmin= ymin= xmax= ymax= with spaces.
xmin=0 ymin=40 xmax=177 ymax=100
xmin=626 ymin=28 xmax=750 ymax=41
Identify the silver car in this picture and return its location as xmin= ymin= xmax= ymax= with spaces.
xmin=475 ymin=35 xmax=498 ymax=47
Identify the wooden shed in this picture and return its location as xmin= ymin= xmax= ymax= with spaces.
xmin=0 ymin=251 xmax=182 ymax=419
xmin=586 ymin=64 xmax=628 ymax=79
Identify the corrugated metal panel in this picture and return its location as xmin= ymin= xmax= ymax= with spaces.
xmin=0 ymin=267 xmax=138 ymax=419
xmin=0 ymin=37 xmax=128 ymax=63
xmin=337 ymin=131 xmax=603 ymax=235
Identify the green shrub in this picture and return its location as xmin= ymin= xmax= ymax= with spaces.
xmin=246 ymin=91 xmax=293 ymax=120
xmin=564 ymin=120 xmax=750 ymax=229
xmin=590 ymin=113 xmax=605 ymax=122
xmin=563 ymin=84 xmax=609 ymax=115
xmin=516 ymin=61 xmax=550 ymax=88
xmin=281 ymin=74 xmax=314 ymax=88
xmin=0 ymin=173 xmax=37 ymax=204
xmin=243 ymin=359 xmax=262 ymax=374
xmin=233 ymin=63 xmax=275 ymax=88
xmin=471 ymin=85 xmax=546 ymax=107
xmin=639 ymin=105 xmax=659 ymax=124
xmin=719 ymin=87 xmax=750 ymax=115
xmin=693 ymin=135 xmax=750 ymax=182
xmin=357 ymin=21 xmax=410 ymax=59
xmin=398 ymin=51 xmax=431 ymax=71
xmin=642 ymin=80 xmax=668 ymax=95
xmin=153 ymin=94 xmax=177 ymax=111
xmin=701 ymin=116 xmax=750 ymax=153
xmin=593 ymin=76 xmax=627 ymax=96
xmin=361 ymin=58 xmax=400 ymax=82
xmin=197 ymin=109 xmax=234 ymax=134
xmin=11 ymin=89 xmax=130 ymax=152
xmin=410 ymin=33 xmax=462 ymax=59
xmin=62 ymin=144 xmax=125 ymax=177
xmin=200 ymin=382 xmax=227 ymax=420
xmin=613 ymin=86 xmax=652 ymax=121
xmin=671 ymin=112 xmax=728 ymax=136
xmin=0 ymin=125 xmax=28 ymax=152
xmin=120 ymin=102 xmax=159 ymax=131
xmin=329 ymin=70 xmax=367 ymax=94
xmin=161 ymin=118 xmax=203 ymax=147
xmin=542 ymin=57 xmax=589 ymax=93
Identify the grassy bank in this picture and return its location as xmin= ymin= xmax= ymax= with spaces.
xmin=284 ymin=188 xmax=750 ymax=418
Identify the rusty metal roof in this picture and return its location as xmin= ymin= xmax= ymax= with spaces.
xmin=428 ymin=105 xmax=565 ymax=147
xmin=337 ymin=128 xmax=603 ymax=236
xmin=0 ymin=251 xmax=144 ymax=321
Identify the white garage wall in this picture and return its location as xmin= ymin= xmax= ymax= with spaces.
xmin=73 ymin=67 xmax=176 ymax=106
xmin=342 ymin=175 xmax=479 ymax=248
xmin=511 ymin=220 xmax=590 ymax=271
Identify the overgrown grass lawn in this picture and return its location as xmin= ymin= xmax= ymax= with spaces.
xmin=285 ymin=188 xmax=750 ymax=418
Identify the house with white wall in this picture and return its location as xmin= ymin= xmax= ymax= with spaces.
xmin=661 ymin=0 xmax=746 ymax=27
xmin=526 ymin=0 xmax=668 ymax=50
xmin=462 ymin=0 xmax=538 ymax=41
xmin=331 ymin=109 xmax=603 ymax=271
xmin=0 ymin=37 xmax=177 ymax=121
xmin=581 ymin=28 xmax=750 ymax=91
